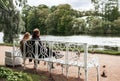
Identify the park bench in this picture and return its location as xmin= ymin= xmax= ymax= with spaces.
xmin=5 ymin=39 xmax=100 ymax=81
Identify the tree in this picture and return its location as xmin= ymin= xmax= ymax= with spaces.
xmin=104 ymin=0 xmax=119 ymax=21
xmin=25 ymin=5 xmax=50 ymax=34
xmin=45 ymin=4 xmax=75 ymax=35
xmin=72 ymin=18 xmax=86 ymax=34
xmin=91 ymin=0 xmax=99 ymax=15
xmin=0 ymin=0 xmax=27 ymax=43
xmin=112 ymin=17 xmax=120 ymax=34
xmin=86 ymin=16 xmax=104 ymax=34
xmin=22 ymin=4 xmax=32 ymax=32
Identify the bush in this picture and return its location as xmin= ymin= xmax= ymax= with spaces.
xmin=0 ymin=67 xmax=33 ymax=81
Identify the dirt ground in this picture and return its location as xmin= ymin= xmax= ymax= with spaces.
xmin=0 ymin=46 xmax=120 ymax=81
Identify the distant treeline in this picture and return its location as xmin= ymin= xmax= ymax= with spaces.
xmin=21 ymin=4 xmax=120 ymax=35
xmin=0 ymin=0 xmax=120 ymax=43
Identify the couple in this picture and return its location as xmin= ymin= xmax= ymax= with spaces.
xmin=20 ymin=28 xmax=57 ymax=59
xmin=20 ymin=28 xmax=61 ymax=68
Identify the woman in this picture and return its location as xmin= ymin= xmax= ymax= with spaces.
xmin=20 ymin=32 xmax=30 ymax=54
xmin=20 ymin=32 xmax=32 ymax=62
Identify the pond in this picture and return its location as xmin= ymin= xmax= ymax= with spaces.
xmin=0 ymin=32 xmax=120 ymax=47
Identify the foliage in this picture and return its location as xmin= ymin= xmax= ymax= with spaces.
xmin=93 ymin=50 xmax=120 ymax=55
xmin=22 ymin=4 xmax=76 ymax=35
xmin=0 ymin=0 xmax=27 ymax=43
xmin=1 ymin=0 xmax=120 ymax=43
xmin=0 ymin=67 xmax=33 ymax=81
xmin=21 ymin=4 xmax=32 ymax=32
xmin=85 ymin=16 xmax=105 ymax=34
xmin=22 ymin=4 xmax=50 ymax=34
xmin=72 ymin=18 xmax=86 ymax=34
xmin=45 ymin=4 xmax=74 ymax=35
xmin=20 ymin=1 xmax=120 ymax=36
xmin=112 ymin=17 xmax=120 ymax=34
xmin=104 ymin=3 xmax=119 ymax=21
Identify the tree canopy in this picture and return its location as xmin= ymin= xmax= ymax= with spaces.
xmin=1 ymin=0 xmax=120 ymax=43
xmin=22 ymin=1 xmax=120 ymax=36
xmin=0 ymin=0 xmax=27 ymax=43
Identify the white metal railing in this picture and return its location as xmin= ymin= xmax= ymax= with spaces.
xmin=12 ymin=39 xmax=100 ymax=81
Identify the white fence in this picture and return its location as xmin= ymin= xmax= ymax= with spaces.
xmin=6 ymin=39 xmax=100 ymax=81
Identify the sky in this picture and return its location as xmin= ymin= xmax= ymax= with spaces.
xmin=26 ymin=0 xmax=94 ymax=11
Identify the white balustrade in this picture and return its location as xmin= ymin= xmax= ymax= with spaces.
xmin=10 ymin=39 xmax=100 ymax=81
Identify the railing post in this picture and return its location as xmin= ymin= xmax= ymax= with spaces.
xmin=84 ymin=43 xmax=88 ymax=81
xmin=48 ymin=41 xmax=53 ymax=77
xmin=65 ymin=42 xmax=69 ymax=78
xmin=97 ymin=66 xmax=100 ymax=81
xmin=35 ymin=41 xmax=39 ymax=70
xmin=12 ymin=39 xmax=15 ymax=67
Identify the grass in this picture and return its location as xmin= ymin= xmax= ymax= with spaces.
xmin=9 ymin=67 xmax=49 ymax=81
xmin=28 ymin=73 xmax=48 ymax=81
xmin=0 ymin=66 xmax=49 ymax=81
xmin=92 ymin=50 xmax=120 ymax=55
xmin=29 ymin=73 xmax=40 ymax=81
xmin=0 ymin=43 xmax=13 ymax=46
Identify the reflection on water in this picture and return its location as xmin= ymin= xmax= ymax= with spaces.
xmin=0 ymin=32 xmax=120 ymax=47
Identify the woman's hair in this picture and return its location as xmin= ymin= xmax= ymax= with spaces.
xmin=20 ymin=32 xmax=30 ymax=53
xmin=23 ymin=32 xmax=30 ymax=40
xmin=32 ymin=28 xmax=40 ymax=38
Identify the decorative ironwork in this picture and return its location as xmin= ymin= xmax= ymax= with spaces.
xmin=12 ymin=40 xmax=100 ymax=81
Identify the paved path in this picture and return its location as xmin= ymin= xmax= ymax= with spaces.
xmin=0 ymin=46 xmax=120 ymax=81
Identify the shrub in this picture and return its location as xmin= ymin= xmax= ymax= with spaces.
xmin=0 ymin=67 xmax=33 ymax=81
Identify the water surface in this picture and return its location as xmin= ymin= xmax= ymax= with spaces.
xmin=0 ymin=32 xmax=120 ymax=47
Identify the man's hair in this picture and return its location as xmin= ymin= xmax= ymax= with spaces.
xmin=32 ymin=28 xmax=40 ymax=38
